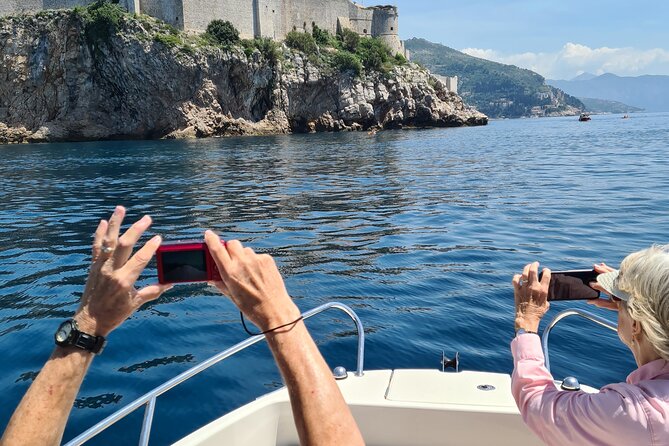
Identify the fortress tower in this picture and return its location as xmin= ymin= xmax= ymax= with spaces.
xmin=370 ymin=6 xmax=405 ymax=58
xmin=0 ymin=0 xmax=407 ymax=57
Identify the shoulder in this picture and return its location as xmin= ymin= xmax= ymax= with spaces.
xmin=634 ymin=378 xmax=669 ymax=400
xmin=604 ymin=379 xmax=669 ymax=403
xmin=603 ymin=381 xmax=669 ymax=441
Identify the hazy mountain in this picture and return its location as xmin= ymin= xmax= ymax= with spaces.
xmin=405 ymin=38 xmax=584 ymax=118
xmin=548 ymin=74 xmax=669 ymax=112
xmin=572 ymin=72 xmax=597 ymax=81
xmin=579 ymin=97 xmax=644 ymax=114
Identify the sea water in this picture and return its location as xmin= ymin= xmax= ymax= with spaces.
xmin=1 ymin=112 xmax=668 ymax=444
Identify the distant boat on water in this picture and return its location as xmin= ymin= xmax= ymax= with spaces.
xmin=579 ymin=113 xmax=592 ymax=122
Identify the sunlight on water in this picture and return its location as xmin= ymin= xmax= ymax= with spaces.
xmin=1 ymin=113 xmax=668 ymax=444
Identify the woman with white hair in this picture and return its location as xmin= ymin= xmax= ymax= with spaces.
xmin=511 ymin=245 xmax=669 ymax=445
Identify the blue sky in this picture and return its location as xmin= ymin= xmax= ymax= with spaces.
xmin=377 ymin=0 xmax=669 ymax=79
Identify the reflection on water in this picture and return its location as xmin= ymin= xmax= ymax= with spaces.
xmin=74 ymin=393 xmax=123 ymax=410
xmin=1 ymin=113 xmax=669 ymax=444
xmin=118 ymin=354 xmax=196 ymax=374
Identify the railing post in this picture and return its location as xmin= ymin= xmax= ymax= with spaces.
xmin=301 ymin=303 xmax=365 ymax=376
xmin=138 ymin=397 xmax=156 ymax=446
xmin=541 ymin=309 xmax=617 ymax=373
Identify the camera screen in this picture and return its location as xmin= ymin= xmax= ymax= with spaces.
xmin=161 ymin=250 xmax=208 ymax=283
xmin=549 ymin=273 xmax=600 ymax=301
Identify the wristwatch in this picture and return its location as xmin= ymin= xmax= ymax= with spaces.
xmin=55 ymin=319 xmax=106 ymax=354
xmin=515 ymin=328 xmax=538 ymax=337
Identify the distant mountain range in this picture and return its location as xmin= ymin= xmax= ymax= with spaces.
xmin=405 ymin=38 xmax=584 ymax=119
xmin=548 ymin=74 xmax=669 ymax=112
xmin=578 ymin=97 xmax=644 ymax=114
xmin=571 ymin=72 xmax=598 ymax=82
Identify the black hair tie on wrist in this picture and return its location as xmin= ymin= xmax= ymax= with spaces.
xmin=240 ymin=312 xmax=304 ymax=336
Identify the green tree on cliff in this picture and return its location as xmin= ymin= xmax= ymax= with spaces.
xmin=312 ymin=24 xmax=335 ymax=47
xmin=356 ymin=38 xmax=392 ymax=71
xmin=285 ymin=31 xmax=318 ymax=55
xmin=205 ymin=20 xmax=240 ymax=47
xmin=338 ymin=28 xmax=360 ymax=53
xmin=76 ymin=1 xmax=124 ymax=45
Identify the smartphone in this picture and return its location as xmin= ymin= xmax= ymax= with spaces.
xmin=156 ymin=242 xmax=222 ymax=284
xmin=539 ymin=269 xmax=600 ymax=301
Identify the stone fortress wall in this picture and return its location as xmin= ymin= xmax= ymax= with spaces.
xmin=138 ymin=0 xmax=184 ymax=30
xmin=433 ymin=74 xmax=458 ymax=95
xmin=0 ymin=0 xmax=139 ymax=15
xmin=0 ymin=0 xmax=406 ymax=57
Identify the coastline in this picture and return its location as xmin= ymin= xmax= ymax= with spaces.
xmin=0 ymin=10 xmax=487 ymax=145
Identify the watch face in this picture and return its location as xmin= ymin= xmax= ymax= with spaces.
xmin=56 ymin=322 xmax=72 ymax=343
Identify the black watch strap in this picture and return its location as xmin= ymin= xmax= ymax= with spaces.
xmin=515 ymin=328 xmax=538 ymax=337
xmin=73 ymin=330 xmax=107 ymax=354
xmin=55 ymin=320 xmax=107 ymax=355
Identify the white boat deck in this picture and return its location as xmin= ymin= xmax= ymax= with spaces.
xmin=175 ymin=369 xmax=566 ymax=446
xmin=63 ymin=306 xmax=611 ymax=446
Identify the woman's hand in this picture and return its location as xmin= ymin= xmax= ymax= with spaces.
xmin=587 ymin=262 xmax=619 ymax=311
xmin=204 ymin=230 xmax=300 ymax=332
xmin=512 ymin=262 xmax=551 ymax=332
xmin=74 ymin=206 xmax=172 ymax=337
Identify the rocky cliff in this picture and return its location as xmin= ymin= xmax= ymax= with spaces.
xmin=0 ymin=10 xmax=487 ymax=144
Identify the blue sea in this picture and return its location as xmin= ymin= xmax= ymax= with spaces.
xmin=1 ymin=112 xmax=668 ymax=444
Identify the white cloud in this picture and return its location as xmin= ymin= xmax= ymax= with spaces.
xmin=460 ymin=43 xmax=669 ymax=79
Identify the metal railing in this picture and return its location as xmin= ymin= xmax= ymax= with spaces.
xmin=541 ymin=309 xmax=617 ymax=372
xmin=65 ymin=302 xmax=365 ymax=446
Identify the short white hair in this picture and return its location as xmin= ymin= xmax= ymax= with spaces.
xmin=618 ymin=245 xmax=669 ymax=360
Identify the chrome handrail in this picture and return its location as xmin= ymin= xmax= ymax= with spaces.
xmin=65 ymin=302 xmax=365 ymax=446
xmin=541 ymin=309 xmax=617 ymax=372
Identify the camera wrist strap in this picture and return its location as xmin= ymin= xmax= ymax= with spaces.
xmin=240 ymin=312 xmax=304 ymax=336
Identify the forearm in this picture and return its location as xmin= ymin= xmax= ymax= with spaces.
xmin=1 ymin=347 xmax=93 ymax=446
xmin=266 ymin=322 xmax=364 ymax=446
xmin=511 ymin=335 xmax=557 ymax=416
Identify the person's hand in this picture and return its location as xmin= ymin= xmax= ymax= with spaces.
xmin=204 ymin=230 xmax=300 ymax=332
xmin=586 ymin=262 xmax=619 ymax=311
xmin=512 ymin=262 xmax=551 ymax=332
xmin=74 ymin=206 xmax=172 ymax=337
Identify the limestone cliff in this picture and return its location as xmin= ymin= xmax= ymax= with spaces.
xmin=0 ymin=11 xmax=487 ymax=144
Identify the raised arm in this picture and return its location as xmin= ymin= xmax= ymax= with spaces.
xmin=205 ymin=231 xmax=365 ymax=446
xmin=510 ymin=261 xmax=647 ymax=445
xmin=1 ymin=207 xmax=171 ymax=446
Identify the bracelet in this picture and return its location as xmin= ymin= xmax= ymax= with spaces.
xmin=515 ymin=328 xmax=538 ymax=336
xmin=240 ymin=312 xmax=304 ymax=336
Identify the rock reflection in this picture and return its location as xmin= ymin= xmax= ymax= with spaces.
xmin=118 ymin=354 xmax=196 ymax=374
xmin=73 ymin=393 xmax=122 ymax=410
xmin=14 ymin=371 xmax=38 ymax=383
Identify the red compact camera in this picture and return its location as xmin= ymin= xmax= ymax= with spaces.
xmin=156 ymin=242 xmax=223 ymax=284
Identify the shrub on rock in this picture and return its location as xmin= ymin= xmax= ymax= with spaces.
xmin=285 ymin=31 xmax=317 ymax=55
xmin=206 ymin=20 xmax=240 ymax=46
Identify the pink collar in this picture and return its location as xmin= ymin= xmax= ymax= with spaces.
xmin=627 ymin=358 xmax=669 ymax=384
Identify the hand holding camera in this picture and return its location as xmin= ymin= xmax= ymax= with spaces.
xmin=203 ymin=231 xmax=302 ymax=333
xmin=76 ymin=206 xmax=172 ymax=338
xmin=587 ymin=262 xmax=620 ymax=311
xmin=155 ymin=232 xmax=301 ymax=333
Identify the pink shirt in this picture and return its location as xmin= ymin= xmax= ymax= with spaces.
xmin=511 ymin=334 xmax=669 ymax=445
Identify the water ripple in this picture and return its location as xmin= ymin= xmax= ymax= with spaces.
xmin=0 ymin=113 xmax=668 ymax=444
